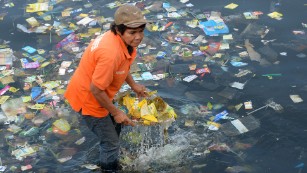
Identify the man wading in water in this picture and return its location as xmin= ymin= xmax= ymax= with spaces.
xmin=65 ymin=4 xmax=149 ymax=172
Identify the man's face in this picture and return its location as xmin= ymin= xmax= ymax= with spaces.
xmin=118 ymin=27 xmax=145 ymax=48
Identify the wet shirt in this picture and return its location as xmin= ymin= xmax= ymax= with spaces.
xmin=64 ymin=31 xmax=136 ymax=117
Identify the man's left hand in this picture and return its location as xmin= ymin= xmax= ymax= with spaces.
xmin=131 ymin=83 xmax=148 ymax=98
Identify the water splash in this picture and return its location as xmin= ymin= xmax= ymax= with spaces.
xmin=120 ymin=125 xmax=192 ymax=172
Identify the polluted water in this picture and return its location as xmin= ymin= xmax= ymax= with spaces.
xmin=0 ymin=0 xmax=307 ymax=173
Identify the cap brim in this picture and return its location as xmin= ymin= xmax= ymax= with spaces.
xmin=123 ymin=19 xmax=149 ymax=28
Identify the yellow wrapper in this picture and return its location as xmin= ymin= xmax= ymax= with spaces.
xmin=22 ymin=96 xmax=32 ymax=103
xmin=29 ymin=104 xmax=45 ymax=110
xmin=224 ymin=3 xmax=238 ymax=9
xmin=141 ymin=115 xmax=158 ymax=123
xmin=119 ymin=92 xmax=177 ymax=125
xmin=9 ymin=87 xmax=19 ymax=93
xmin=53 ymin=118 xmax=71 ymax=132
xmin=0 ymin=96 xmax=10 ymax=104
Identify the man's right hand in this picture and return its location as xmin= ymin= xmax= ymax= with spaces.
xmin=112 ymin=110 xmax=135 ymax=126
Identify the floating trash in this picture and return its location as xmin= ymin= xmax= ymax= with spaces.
xmin=117 ymin=91 xmax=177 ymax=126
xmin=221 ymin=116 xmax=260 ymax=136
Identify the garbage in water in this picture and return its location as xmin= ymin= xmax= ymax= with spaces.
xmin=220 ymin=116 xmax=260 ymax=136
xmin=0 ymin=0 xmax=306 ymax=172
xmin=116 ymin=90 xmax=177 ymax=126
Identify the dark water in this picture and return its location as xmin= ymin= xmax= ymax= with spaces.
xmin=187 ymin=1 xmax=307 ymax=173
xmin=187 ymin=0 xmax=307 ymax=173
xmin=0 ymin=0 xmax=307 ymax=173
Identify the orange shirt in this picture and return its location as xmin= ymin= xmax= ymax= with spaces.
xmin=64 ymin=31 xmax=136 ymax=117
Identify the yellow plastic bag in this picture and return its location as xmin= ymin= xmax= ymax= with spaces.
xmin=140 ymin=101 xmax=158 ymax=123
xmin=118 ymin=91 xmax=177 ymax=125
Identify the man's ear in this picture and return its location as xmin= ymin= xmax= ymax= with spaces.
xmin=115 ymin=27 xmax=121 ymax=36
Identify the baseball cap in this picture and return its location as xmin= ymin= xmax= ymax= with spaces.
xmin=114 ymin=4 xmax=148 ymax=28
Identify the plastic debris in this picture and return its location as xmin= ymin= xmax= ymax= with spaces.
xmin=117 ymin=91 xmax=177 ymax=125
xmin=265 ymin=99 xmax=284 ymax=113
xmin=26 ymin=3 xmax=49 ymax=13
xmin=0 ymin=166 xmax=7 ymax=172
xmin=213 ymin=110 xmax=229 ymax=122
xmin=199 ymin=20 xmax=229 ymax=36
xmin=224 ymin=3 xmax=239 ymax=9
xmin=267 ymin=12 xmax=283 ymax=20
xmin=230 ymin=82 xmax=246 ymax=90
xmin=183 ymin=75 xmax=198 ymax=82
xmin=81 ymin=164 xmax=100 ymax=170
xmin=225 ymin=165 xmax=252 ymax=173
xmin=221 ymin=116 xmax=260 ymax=136
xmin=12 ymin=146 xmax=36 ymax=160
xmin=22 ymin=46 xmax=36 ymax=54
xmin=53 ymin=119 xmax=71 ymax=133
xmin=244 ymin=101 xmax=253 ymax=109
xmin=21 ymin=165 xmax=32 ymax=171
xmin=289 ymin=95 xmax=303 ymax=103
xmin=295 ymin=163 xmax=304 ymax=169
xmin=296 ymin=53 xmax=306 ymax=58
xmin=0 ymin=48 xmax=14 ymax=65
xmin=243 ymin=12 xmax=261 ymax=19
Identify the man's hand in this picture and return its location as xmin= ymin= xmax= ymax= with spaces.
xmin=126 ymin=74 xmax=148 ymax=98
xmin=131 ymin=83 xmax=148 ymax=98
xmin=112 ymin=110 xmax=135 ymax=126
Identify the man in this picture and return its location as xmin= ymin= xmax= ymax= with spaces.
xmin=64 ymin=4 xmax=148 ymax=172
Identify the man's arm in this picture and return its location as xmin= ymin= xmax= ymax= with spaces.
xmin=125 ymin=73 xmax=137 ymax=88
xmin=90 ymin=83 xmax=134 ymax=126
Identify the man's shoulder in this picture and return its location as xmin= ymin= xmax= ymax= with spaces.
xmin=91 ymin=31 xmax=120 ymax=52
xmin=100 ymin=31 xmax=120 ymax=49
xmin=102 ymin=31 xmax=118 ymax=42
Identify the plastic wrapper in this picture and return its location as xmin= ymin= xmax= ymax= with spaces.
xmin=220 ymin=115 xmax=260 ymax=136
xmin=1 ymin=98 xmax=27 ymax=122
xmin=0 ymin=48 xmax=14 ymax=65
xmin=117 ymin=91 xmax=177 ymax=125
xmin=53 ymin=118 xmax=71 ymax=132
xmin=56 ymin=33 xmax=79 ymax=54
xmin=26 ymin=3 xmax=49 ymax=13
